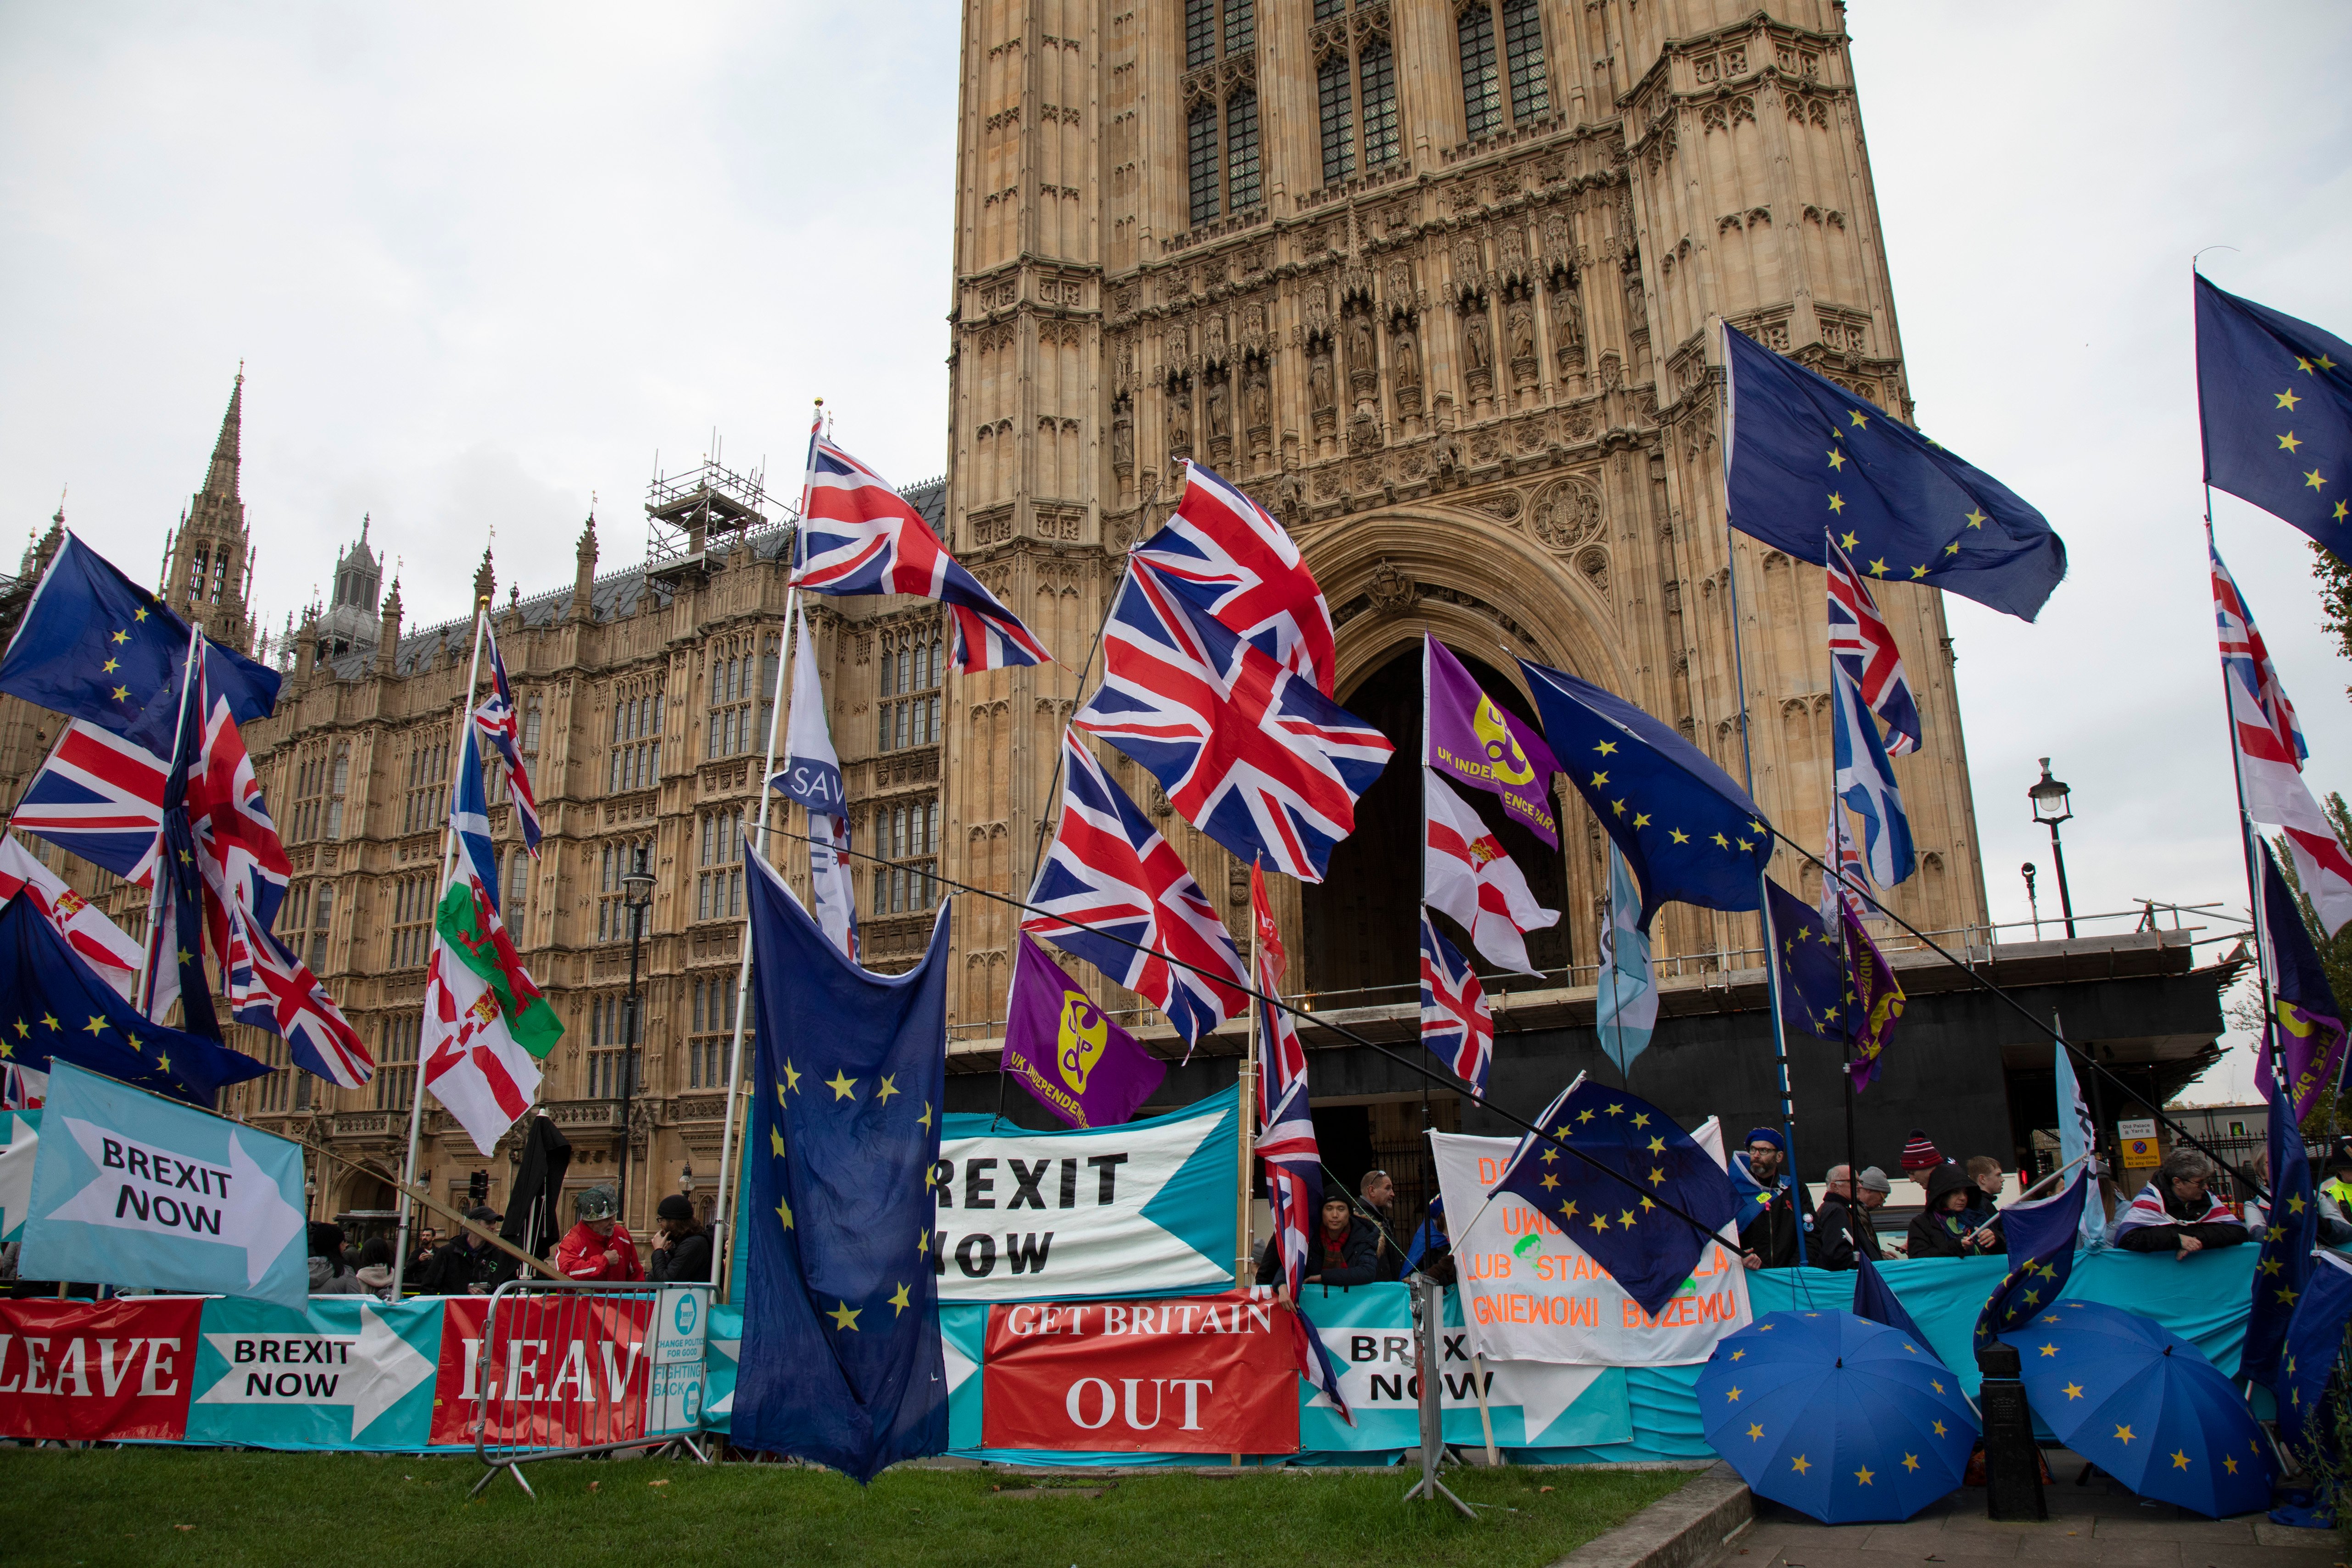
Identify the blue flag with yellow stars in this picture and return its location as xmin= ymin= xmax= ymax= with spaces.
xmin=1722 ymin=325 xmax=2066 ymax=622
xmin=1765 ymin=880 xmax=1847 ymax=1040
xmin=2196 ymin=275 xmax=2352 ymax=559
xmin=2278 ymin=1251 xmax=2352 ymax=1462
xmin=1487 ymin=1074 xmax=1741 ymax=1318
xmin=0 ymin=532 xmax=279 ymax=759
xmin=1970 ymin=1168 xmax=2088 ymax=1351
xmin=0 ymin=897 xmax=265 ymax=1107
xmin=733 ymin=847 xmax=948 ymax=1482
xmin=145 ymin=642 xmax=223 ymax=1041
xmin=1520 ymin=658 xmax=1772 ymax=932
xmin=2244 ymin=1066 xmax=2317 ymax=1393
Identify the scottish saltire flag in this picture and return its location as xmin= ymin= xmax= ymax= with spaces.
xmin=473 ymin=619 xmax=541 ymax=854
xmin=1826 ymin=532 xmax=1921 ymax=754
xmin=1521 ymin=658 xmax=1772 ymax=930
xmin=1832 ymin=651 xmax=1913 ymax=887
xmin=0 ymin=836 xmax=139 ymax=1000
xmin=1423 ymin=770 xmax=1558 ymax=975
xmin=1418 ymin=910 xmax=1493 ymax=1097
xmin=1024 ymin=731 xmax=1248 ymax=1050
xmin=1971 ymin=1168 xmax=2088 ymax=1351
xmin=0 ymin=898 xmax=266 ymax=1107
xmin=736 ymin=848 xmax=948 ymax=1482
xmin=775 ymin=603 xmax=856 ymax=958
xmin=1487 ymin=1075 xmax=1739 ymax=1317
xmin=2245 ymin=1067 xmax=2318 ymax=1393
xmin=1593 ymin=843 xmax=1656 ymax=1075
xmin=452 ymin=724 xmax=501 ymax=913
xmin=2214 ymin=541 xmax=2352 ymax=932
xmin=19 ymin=1060 xmax=306 ymax=1308
xmin=2052 ymin=1037 xmax=2107 ymax=1251
xmin=2278 ymin=1252 xmax=2352 ymax=1459
xmin=0 ymin=532 xmax=280 ymax=758
xmin=1077 ymin=560 xmax=1393 ymax=883
xmin=1251 ymin=863 xmax=1321 ymax=1302
xmin=797 ymin=429 xmax=1049 ymax=673
xmin=1722 ymin=326 xmax=2066 ymax=621
xmin=10 ymin=722 xmax=165 ymax=884
xmin=1138 ymin=460 xmax=1337 ymax=695
xmin=2196 ymin=275 xmax=2352 ymax=558
xmin=2256 ymin=836 xmax=2350 ymax=1120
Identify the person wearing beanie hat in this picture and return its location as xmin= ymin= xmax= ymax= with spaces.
xmin=1899 ymin=1130 xmax=1943 ymax=1173
xmin=649 ymin=1194 xmax=713 ymax=1284
xmin=1808 ymin=1165 xmax=1891 ymax=1271
xmin=556 ymin=1186 xmax=646 ymax=1282
xmin=1730 ymin=1127 xmax=1812 ymax=1271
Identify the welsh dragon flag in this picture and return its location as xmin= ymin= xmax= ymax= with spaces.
xmin=424 ymin=874 xmax=563 ymax=1156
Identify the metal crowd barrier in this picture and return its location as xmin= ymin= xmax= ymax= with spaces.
xmin=469 ymin=1277 xmax=714 ymax=1497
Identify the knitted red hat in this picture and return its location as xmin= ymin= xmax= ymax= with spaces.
xmin=1899 ymin=1130 xmax=1943 ymax=1172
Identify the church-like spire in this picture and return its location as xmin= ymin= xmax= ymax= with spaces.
xmin=206 ymin=371 xmax=243 ymax=506
xmin=163 ymin=368 xmax=256 ymax=653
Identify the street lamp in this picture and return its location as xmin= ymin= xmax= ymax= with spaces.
xmin=617 ymin=848 xmax=656 ymax=1230
xmin=2021 ymin=862 xmax=2040 ymax=939
xmin=2027 ymin=758 xmax=2077 ymax=939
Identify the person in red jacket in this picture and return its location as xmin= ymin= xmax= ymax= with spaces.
xmin=554 ymin=1187 xmax=645 ymax=1282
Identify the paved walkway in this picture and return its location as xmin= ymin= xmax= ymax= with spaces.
xmin=1705 ymin=1451 xmax=2341 ymax=1568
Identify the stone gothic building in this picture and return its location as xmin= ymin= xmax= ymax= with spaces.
xmin=14 ymin=1 xmax=2214 ymax=1244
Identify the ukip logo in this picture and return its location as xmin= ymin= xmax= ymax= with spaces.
xmin=1057 ymin=991 xmax=1109 ymax=1097
xmin=1473 ymin=696 xmax=1535 ymax=787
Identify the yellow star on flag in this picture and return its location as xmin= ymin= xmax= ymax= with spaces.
xmin=1867 ymin=558 xmax=1889 ymax=577
xmin=9 ymin=1020 xmax=23 ymax=1039
xmin=1827 ymin=448 xmax=1847 ymax=470
xmin=1790 ymin=1455 xmax=1811 ymax=1475
xmin=918 ymin=1102 xmax=933 ymax=1132
xmin=782 ymin=1060 xmax=802 ymax=1094
xmin=1848 ymin=410 xmax=1869 ymax=428
xmin=889 ymin=1282 xmax=912 ymax=1317
xmin=2307 ymin=468 xmax=2330 ymax=491
xmin=110 ymin=629 xmax=129 ymax=644
xmin=1725 ymin=1385 xmax=1742 ymax=1403
xmin=2113 ymin=1424 xmax=2134 ymax=1444
xmin=825 ymin=1069 xmax=857 ymax=1100
xmin=1901 ymin=1453 xmax=1920 ymax=1473
xmin=775 ymin=1196 xmax=794 ymax=1230
xmin=1632 ymin=813 xmax=1651 ymax=828
xmin=1590 ymin=1212 xmax=1610 ymax=1232
xmin=2280 ymin=430 xmax=2304 ymax=452
xmin=2038 ymin=1342 xmax=2057 ymax=1356
xmin=1931 ymin=1420 xmax=1947 ymax=1437
xmin=1839 ymin=530 xmax=1859 ymax=550
xmin=84 ymin=1015 xmax=108 ymax=1036
xmin=2169 ymin=1450 xmax=2190 ymax=1470
xmin=2063 ymin=1381 xmax=2084 ymax=1400
xmin=770 ymin=1127 xmax=786 ymax=1158
xmin=2278 ymin=388 xmax=2302 ymax=409
xmin=1945 ymin=541 xmax=1960 ymax=556
xmin=100 ymin=656 xmax=119 ymax=674
xmin=1909 ymin=564 xmax=1929 ymax=579
xmin=40 ymin=1013 xmax=59 ymax=1032
xmin=1828 ymin=492 xmax=1846 ymax=513
xmin=827 ymin=1300 xmax=861 ymax=1332
xmin=111 ymin=686 xmax=130 ymax=703
xmin=1540 ymin=1173 xmax=1559 ymax=1190
xmin=1711 ymin=831 xmax=1730 ymax=848
xmin=1963 ymin=508 xmax=1987 ymax=529
xmin=2224 ymin=1455 xmax=2239 ymax=1475
xmin=1670 ymin=829 xmax=1689 ymax=844
xmin=1854 ymin=1465 xmax=1874 ymax=1486
xmin=1747 ymin=1423 xmax=1764 ymax=1440
xmin=1595 ymin=741 xmax=1617 ymax=755
xmin=875 ymin=1074 xmax=900 ymax=1105
xmin=1647 ymin=1137 xmax=1666 ymax=1155
xmin=917 ymin=1229 xmax=930 ymax=1256
xmin=1590 ymin=771 xmax=1609 ymax=787
xmin=1619 ymin=1209 xmax=1638 ymax=1228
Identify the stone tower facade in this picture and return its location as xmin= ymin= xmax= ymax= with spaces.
xmin=158 ymin=372 xmax=258 ymax=655
xmin=937 ymin=0 xmax=1986 ymax=1032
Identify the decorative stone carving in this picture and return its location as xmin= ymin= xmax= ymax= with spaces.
xmin=1507 ymin=296 xmax=1538 ymax=389
xmin=1470 ymin=490 xmax=1524 ymax=522
xmin=1575 ymin=545 xmax=1610 ymax=597
xmin=1389 ymin=317 xmax=1422 ymax=418
xmin=1461 ymin=304 xmax=1494 ymax=402
xmin=1111 ymin=398 xmax=1134 ymax=478
xmin=1346 ymin=309 xmax=1380 ymax=407
xmin=1205 ymin=369 xmax=1231 ymax=453
xmin=1204 ymin=311 xmax=1228 ymax=367
xmin=1530 ymin=477 xmax=1603 ymax=552
xmin=1165 ymin=377 xmax=1193 ymax=460
xmin=1366 ymin=559 xmax=1417 ymax=613
xmin=1549 ymin=271 xmax=1586 ymax=372
xmin=1243 ymin=359 xmax=1272 ymax=461
xmin=1308 ymin=337 xmax=1338 ymax=438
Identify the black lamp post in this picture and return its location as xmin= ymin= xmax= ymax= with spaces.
xmin=2021 ymin=862 xmax=2040 ymax=938
xmin=617 ymin=848 xmax=655 ymax=1230
xmin=2028 ymin=759 xmax=2076 ymax=939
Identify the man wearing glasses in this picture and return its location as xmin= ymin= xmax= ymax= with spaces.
xmin=1731 ymin=1128 xmax=1811 ymax=1271
xmin=2111 ymin=1149 xmax=2247 ymax=1259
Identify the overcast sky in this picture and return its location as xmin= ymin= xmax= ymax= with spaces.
xmin=4 ymin=2 xmax=2347 ymax=1104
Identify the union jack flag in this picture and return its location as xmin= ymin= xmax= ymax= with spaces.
xmin=1138 ymin=461 xmax=1337 ymax=695
xmin=796 ymin=427 xmax=1052 ymax=672
xmin=1822 ymin=809 xmax=1866 ymax=929
xmin=473 ymin=619 xmax=542 ymax=854
xmin=1076 ymin=560 xmax=1393 ymax=884
xmin=11 ymin=721 xmax=166 ymax=885
xmin=1418 ymin=910 xmax=1493 ymax=1098
xmin=0 ymin=834 xmax=139 ymax=1000
xmin=1827 ymin=530 xmax=1921 ymax=754
xmin=1024 ymin=730 xmax=1249 ymax=1050
xmin=2213 ymin=539 xmax=2309 ymax=770
xmin=1250 ymin=862 xmax=1323 ymax=1307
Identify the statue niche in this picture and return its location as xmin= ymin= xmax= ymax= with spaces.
xmin=1460 ymin=299 xmax=1495 ymax=405
xmin=1165 ymin=374 xmax=1194 ymax=463
xmin=1549 ymin=267 xmax=1587 ymax=375
xmin=1388 ymin=316 xmax=1423 ymax=419
xmin=1307 ymin=333 xmax=1339 ymax=452
xmin=1111 ymin=396 xmax=1135 ymax=490
xmin=1506 ymin=292 xmax=1539 ymax=393
xmin=1204 ymin=367 xmax=1232 ymax=463
xmin=1345 ymin=307 xmax=1380 ymax=410
xmin=1243 ymin=357 xmax=1273 ymax=465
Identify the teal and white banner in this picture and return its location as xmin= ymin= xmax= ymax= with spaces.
xmin=21 ymin=1062 xmax=307 ymax=1308
xmin=0 ymin=1109 xmax=37 ymax=1244
xmin=188 ymin=1296 xmax=443 ymax=1448
xmin=934 ymin=1086 xmax=1237 ymax=1302
xmin=646 ymin=1287 xmax=712 ymax=1435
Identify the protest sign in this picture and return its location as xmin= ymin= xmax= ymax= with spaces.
xmin=1431 ymin=1123 xmax=1750 ymax=1366
xmin=980 ymin=1290 xmax=1300 ymax=1453
xmin=19 ymin=1061 xmax=307 ymax=1308
xmin=0 ymin=1296 xmax=204 ymax=1441
xmin=935 ymin=1087 xmax=1235 ymax=1301
xmin=429 ymin=1295 xmax=654 ymax=1448
xmin=646 ymin=1287 xmax=711 ymax=1435
xmin=188 ymin=1296 xmax=440 ymax=1448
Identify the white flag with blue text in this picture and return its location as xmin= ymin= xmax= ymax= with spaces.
xmin=772 ymin=603 xmax=857 ymax=958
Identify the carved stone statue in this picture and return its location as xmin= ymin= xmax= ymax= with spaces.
xmin=1206 ymin=374 xmax=1230 ymax=441
xmin=1245 ymin=363 xmax=1271 ymax=430
xmin=1392 ymin=322 xmax=1421 ymax=390
xmin=1551 ymin=278 xmax=1585 ymax=350
xmin=1310 ymin=343 xmax=1336 ymax=413
xmin=1205 ymin=312 xmax=1228 ymax=363
xmin=1111 ymin=401 xmax=1134 ymax=469
xmin=1463 ymin=310 xmax=1492 ymax=374
xmin=1349 ymin=312 xmax=1377 ymax=381
xmin=1509 ymin=301 xmax=1537 ymax=367
xmin=1167 ymin=382 xmax=1193 ymax=452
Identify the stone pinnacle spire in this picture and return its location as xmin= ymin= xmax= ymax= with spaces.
xmin=206 ymin=370 xmax=243 ymax=505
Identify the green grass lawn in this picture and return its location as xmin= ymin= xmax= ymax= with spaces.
xmin=0 ymin=1448 xmax=1691 ymax=1568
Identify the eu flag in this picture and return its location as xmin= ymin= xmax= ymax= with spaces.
xmin=1487 ymin=1075 xmax=1740 ymax=1318
xmin=1521 ymin=658 xmax=1771 ymax=932
xmin=1765 ymin=881 xmax=1846 ymax=1040
xmin=2196 ymin=275 xmax=2352 ymax=558
xmin=2244 ymin=1068 xmax=2316 ymax=1393
xmin=2278 ymin=1252 xmax=2352 ymax=1460
xmin=0 ymin=533 xmax=279 ymax=758
xmin=1723 ymin=326 xmax=2066 ymax=622
xmin=0 ymin=898 xmax=264 ymax=1107
xmin=733 ymin=846 xmax=948 ymax=1481
xmin=1972 ymin=1170 xmax=2088 ymax=1351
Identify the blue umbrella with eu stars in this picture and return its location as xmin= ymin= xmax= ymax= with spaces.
xmin=1999 ymin=1299 xmax=2271 ymax=1518
xmin=1698 ymin=1310 xmax=1979 ymax=1523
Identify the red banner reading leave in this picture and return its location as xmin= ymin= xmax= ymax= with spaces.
xmin=981 ymin=1290 xmax=1301 ymax=1454
xmin=429 ymin=1295 xmax=653 ymax=1449
xmin=0 ymin=1297 xmax=204 ymax=1442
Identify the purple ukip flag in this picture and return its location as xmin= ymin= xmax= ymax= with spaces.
xmin=1423 ymin=635 xmax=1562 ymax=847
xmin=1000 ymin=932 xmax=1168 ymax=1129
xmin=1839 ymin=892 xmax=1906 ymax=1093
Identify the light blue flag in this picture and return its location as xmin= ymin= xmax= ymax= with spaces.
xmin=19 ymin=1060 xmax=309 ymax=1308
xmin=0 ymin=1109 xmax=36 ymax=1244
xmin=1594 ymin=843 xmax=1656 ymax=1073
xmin=1831 ymin=654 xmax=1914 ymax=887
xmin=453 ymin=722 xmax=500 ymax=910
xmin=2052 ymin=1034 xmax=2108 ymax=1250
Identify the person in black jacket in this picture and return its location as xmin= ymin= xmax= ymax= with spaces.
xmin=1258 ymin=1195 xmax=1385 ymax=1290
xmin=1808 ymin=1166 xmax=1889 ymax=1270
xmin=649 ymin=1195 xmax=714 ymax=1283
xmin=1907 ymin=1162 xmax=2000 ymax=1260
xmin=425 ymin=1206 xmax=507 ymax=1295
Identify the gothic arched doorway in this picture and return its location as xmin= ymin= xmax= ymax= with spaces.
xmin=1302 ymin=643 xmax=1571 ymax=1000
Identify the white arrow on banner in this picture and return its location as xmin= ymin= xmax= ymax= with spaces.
xmin=195 ymin=1306 xmax=436 ymax=1439
xmin=47 ymin=1116 xmax=306 ymax=1285
xmin=0 ymin=1116 xmax=35 ymax=1244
